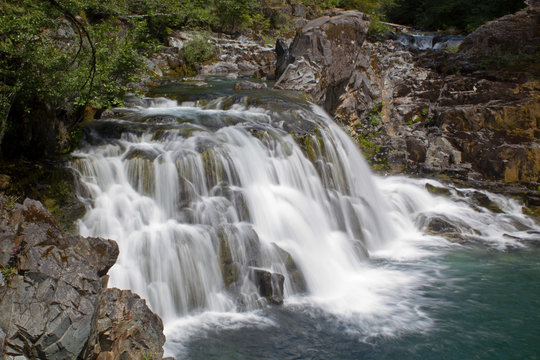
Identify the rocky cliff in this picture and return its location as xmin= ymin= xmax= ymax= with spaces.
xmin=275 ymin=5 xmax=539 ymax=186
xmin=0 ymin=196 xmax=165 ymax=359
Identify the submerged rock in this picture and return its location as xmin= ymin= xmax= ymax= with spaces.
xmin=233 ymin=81 xmax=268 ymax=90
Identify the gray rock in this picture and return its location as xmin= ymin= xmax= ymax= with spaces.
xmin=275 ymin=38 xmax=293 ymax=80
xmin=0 ymin=196 xmax=164 ymax=359
xmin=0 ymin=196 xmax=119 ymax=359
xmin=275 ymin=10 xmax=371 ymax=112
xmin=233 ymin=81 xmax=268 ymax=90
xmin=252 ymin=269 xmax=285 ymax=305
xmin=84 ymin=288 xmax=165 ymax=360
xmin=292 ymin=3 xmax=307 ymax=18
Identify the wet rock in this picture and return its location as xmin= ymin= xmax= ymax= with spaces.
xmin=470 ymin=192 xmax=503 ymax=213
xmin=84 ymin=288 xmax=165 ymax=360
xmin=272 ymin=244 xmax=307 ymax=294
xmin=218 ymin=232 xmax=240 ymax=288
xmin=234 ymin=81 xmax=268 ymax=90
xmin=252 ymin=269 xmax=285 ymax=305
xmin=217 ymin=225 xmax=261 ymax=289
xmin=425 ymin=217 xmax=459 ymax=234
xmin=275 ymin=10 xmax=371 ymax=112
xmin=425 ymin=183 xmax=451 ymax=196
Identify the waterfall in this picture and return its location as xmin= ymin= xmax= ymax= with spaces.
xmin=73 ymin=93 xmax=400 ymax=317
xmin=72 ymin=87 xmax=540 ymax=356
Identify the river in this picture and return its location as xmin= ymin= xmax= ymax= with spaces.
xmin=72 ymin=78 xmax=540 ymax=359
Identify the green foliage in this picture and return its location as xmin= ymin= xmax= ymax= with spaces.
xmin=0 ymin=0 xmax=160 ymax=158
xmin=182 ymin=33 xmax=215 ymax=68
xmin=445 ymin=43 xmax=460 ymax=53
xmin=2 ymin=195 xmax=19 ymax=210
xmin=1 ymin=265 xmax=17 ymax=281
xmin=367 ymin=103 xmax=383 ymax=126
xmin=339 ymin=0 xmax=394 ymax=15
xmin=368 ymin=16 xmax=392 ymax=38
xmin=385 ymin=0 xmax=525 ymax=32
xmin=213 ymin=0 xmax=259 ymax=33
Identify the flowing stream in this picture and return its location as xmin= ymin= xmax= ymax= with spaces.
xmin=73 ymin=79 xmax=540 ymax=359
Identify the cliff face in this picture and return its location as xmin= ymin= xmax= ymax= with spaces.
xmin=275 ymin=5 xmax=540 ymax=185
xmin=0 ymin=196 xmax=165 ymax=359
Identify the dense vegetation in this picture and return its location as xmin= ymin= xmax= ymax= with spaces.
xmin=386 ymin=0 xmax=526 ymax=32
xmin=0 ymin=0 xmax=527 ymax=160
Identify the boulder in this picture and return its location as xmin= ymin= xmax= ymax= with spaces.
xmin=458 ymin=2 xmax=539 ymax=60
xmin=252 ymin=269 xmax=285 ymax=305
xmin=275 ymin=10 xmax=371 ymax=112
xmin=0 ymin=196 xmax=165 ymax=359
xmin=0 ymin=198 xmax=118 ymax=359
xmin=272 ymin=244 xmax=307 ymax=294
xmin=275 ymin=38 xmax=292 ymax=79
xmin=83 ymin=288 xmax=165 ymax=360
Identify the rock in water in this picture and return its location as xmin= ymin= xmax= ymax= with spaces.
xmin=233 ymin=81 xmax=268 ymax=90
xmin=275 ymin=10 xmax=371 ymax=112
xmin=252 ymin=269 xmax=285 ymax=305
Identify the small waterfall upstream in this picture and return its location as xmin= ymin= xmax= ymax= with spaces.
xmin=72 ymin=82 xmax=540 ymax=357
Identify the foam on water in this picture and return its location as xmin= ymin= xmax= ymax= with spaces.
xmin=73 ymin=93 xmax=540 ymax=356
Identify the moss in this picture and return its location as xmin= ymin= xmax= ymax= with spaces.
xmin=425 ymin=183 xmax=452 ymax=196
xmin=0 ymin=159 xmax=86 ymax=233
xmin=522 ymin=205 xmax=540 ymax=219
xmin=357 ymin=133 xmax=389 ymax=171
xmin=218 ymin=233 xmax=239 ymax=288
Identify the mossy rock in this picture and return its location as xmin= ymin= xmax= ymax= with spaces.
xmin=272 ymin=243 xmax=307 ymax=294
xmin=471 ymin=191 xmax=503 ymax=213
xmin=425 ymin=183 xmax=452 ymax=196
xmin=218 ymin=234 xmax=239 ymax=288
xmin=0 ymin=159 xmax=86 ymax=233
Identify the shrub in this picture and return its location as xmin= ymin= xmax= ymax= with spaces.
xmin=182 ymin=34 xmax=215 ymax=68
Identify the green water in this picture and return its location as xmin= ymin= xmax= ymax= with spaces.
xmin=179 ymin=244 xmax=540 ymax=359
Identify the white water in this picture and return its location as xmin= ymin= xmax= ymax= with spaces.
xmin=73 ymin=93 xmax=539 ymax=356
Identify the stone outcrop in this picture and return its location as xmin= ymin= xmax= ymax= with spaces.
xmin=458 ymin=2 xmax=539 ymax=59
xmin=275 ymin=10 xmax=372 ymax=112
xmin=0 ymin=196 xmax=165 ymax=359
xmin=84 ymin=288 xmax=165 ymax=360
xmin=278 ymin=4 xmax=539 ymax=184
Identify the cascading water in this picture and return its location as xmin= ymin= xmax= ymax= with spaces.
xmin=73 ymin=80 xmax=540 ymax=359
